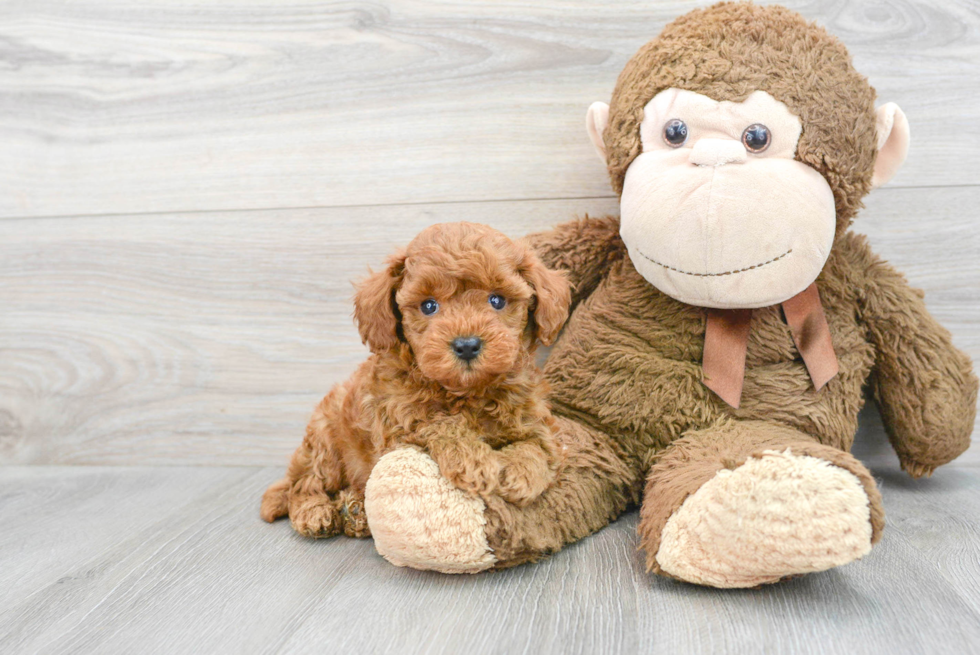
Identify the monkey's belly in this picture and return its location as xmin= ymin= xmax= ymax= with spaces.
xmin=544 ymin=267 xmax=874 ymax=457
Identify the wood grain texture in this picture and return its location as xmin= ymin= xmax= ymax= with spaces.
xmin=1 ymin=1 xmax=978 ymax=652
xmin=1 ymin=188 xmax=977 ymax=468
xmin=1 ymin=0 xmax=978 ymax=218
xmin=1 ymin=464 xmax=978 ymax=655
xmin=636 ymin=465 xmax=980 ymax=654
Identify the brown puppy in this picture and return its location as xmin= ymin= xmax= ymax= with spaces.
xmin=261 ymin=222 xmax=571 ymax=539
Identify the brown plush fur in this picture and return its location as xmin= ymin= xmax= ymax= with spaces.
xmin=450 ymin=3 xmax=977 ymax=573
xmin=261 ymin=222 xmax=571 ymax=538
xmin=637 ymin=418 xmax=886 ymax=578
xmin=604 ymin=2 xmax=877 ymax=236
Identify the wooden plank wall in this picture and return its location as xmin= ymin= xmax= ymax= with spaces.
xmin=1 ymin=0 xmax=978 ymax=468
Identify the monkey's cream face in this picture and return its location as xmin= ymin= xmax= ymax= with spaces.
xmin=618 ymin=89 xmax=836 ymax=309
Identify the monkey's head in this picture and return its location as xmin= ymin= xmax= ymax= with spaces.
xmin=587 ymin=2 xmax=909 ymax=309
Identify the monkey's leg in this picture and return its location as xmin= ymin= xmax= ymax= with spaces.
xmin=364 ymin=418 xmax=641 ymax=573
xmin=639 ymin=419 xmax=884 ymax=588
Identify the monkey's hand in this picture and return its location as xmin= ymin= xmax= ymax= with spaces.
xmin=495 ymin=435 xmax=562 ymax=506
xmin=858 ymin=237 xmax=978 ymax=478
xmin=524 ymin=215 xmax=625 ymax=310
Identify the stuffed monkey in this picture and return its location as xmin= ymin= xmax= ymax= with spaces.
xmin=363 ymin=2 xmax=977 ymax=587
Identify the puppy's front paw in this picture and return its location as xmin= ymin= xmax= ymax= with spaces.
xmin=428 ymin=438 xmax=499 ymax=498
xmin=498 ymin=454 xmax=555 ymax=506
xmin=289 ymin=494 xmax=343 ymax=538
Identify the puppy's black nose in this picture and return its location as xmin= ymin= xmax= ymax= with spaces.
xmin=452 ymin=337 xmax=482 ymax=361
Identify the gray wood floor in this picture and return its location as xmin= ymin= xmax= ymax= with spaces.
xmin=2 ymin=1 xmax=979 ymax=653
xmin=2 ymin=451 xmax=980 ymax=655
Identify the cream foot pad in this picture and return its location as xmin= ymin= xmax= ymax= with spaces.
xmin=656 ymin=449 xmax=874 ymax=588
xmin=365 ymin=448 xmax=497 ymax=574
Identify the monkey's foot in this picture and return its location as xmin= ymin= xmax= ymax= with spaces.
xmin=652 ymin=449 xmax=875 ymax=588
xmin=365 ymin=448 xmax=497 ymax=574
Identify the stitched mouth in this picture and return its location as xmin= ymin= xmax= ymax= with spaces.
xmin=636 ymin=248 xmax=793 ymax=277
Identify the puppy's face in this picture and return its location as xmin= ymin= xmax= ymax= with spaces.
xmin=397 ymin=255 xmax=533 ymax=391
xmin=353 ymin=223 xmax=571 ymax=393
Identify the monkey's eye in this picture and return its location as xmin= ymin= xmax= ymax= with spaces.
xmin=742 ymin=124 xmax=771 ymax=153
xmin=662 ymin=119 xmax=689 ymax=147
xmin=420 ymin=299 xmax=439 ymax=315
xmin=488 ymin=294 xmax=506 ymax=310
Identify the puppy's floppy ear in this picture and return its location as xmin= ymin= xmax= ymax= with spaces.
xmin=519 ymin=245 xmax=571 ymax=346
xmin=353 ymin=249 xmax=407 ymax=353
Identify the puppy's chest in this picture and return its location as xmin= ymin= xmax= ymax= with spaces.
xmin=473 ymin=414 xmax=525 ymax=448
xmin=367 ymin=390 xmax=526 ymax=448
xmin=441 ymin=409 xmax=529 ymax=448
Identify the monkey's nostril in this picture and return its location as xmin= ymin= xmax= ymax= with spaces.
xmin=452 ymin=337 xmax=482 ymax=362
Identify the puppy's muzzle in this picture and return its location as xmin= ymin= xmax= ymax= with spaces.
xmin=451 ymin=336 xmax=482 ymax=362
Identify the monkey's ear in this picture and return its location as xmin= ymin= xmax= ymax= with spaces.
xmin=871 ymin=103 xmax=910 ymax=190
xmin=520 ymin=249 xmax=572 ymax=346
xmin=586 ymin=101 xmax=610 ymax=162
xmin=353 ymin=250 xmax=406 ymax=353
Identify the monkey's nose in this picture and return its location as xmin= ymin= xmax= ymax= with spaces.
xmin=689 ymin=138 xmax=747 ymax=167
xmin=451 ymin=336 xmax=482 ymax=362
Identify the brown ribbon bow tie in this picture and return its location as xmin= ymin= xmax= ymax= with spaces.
xmin=702 ymin=282 xmax=839 ymax=408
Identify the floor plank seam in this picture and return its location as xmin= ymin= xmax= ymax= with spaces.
xmin=1 ymin=184 xmax=977 ymax=223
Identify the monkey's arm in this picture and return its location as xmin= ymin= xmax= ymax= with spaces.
xmin=857 ymin=239 xmax=977 ymax=478
xmin=525 ymin=215 xmax=626 ymax=309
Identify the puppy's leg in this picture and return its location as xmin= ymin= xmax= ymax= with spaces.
xmin=289 ymin=496 xmax=343 ymax=538
xmin=495 ymin=436 xmax=562 ymax=506
xmin=260 ymin=478 xmax=291 ymax=522
xmin=417 ymin=420 xmax=500 ymax=498
xmin=275 ymin=397 xmax=350 ymax=538
xmin=292 ymin=431 xmax=349 ymax=537
xmin=414 ymin=424 xmax=560 ymax=505
xmin=427 ymin=437 xmax=500 ymax=497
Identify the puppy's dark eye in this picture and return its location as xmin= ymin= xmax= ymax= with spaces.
xmin=663 ymin=119 xmax=688 ymax=147
xmin=742 ymin=124 xmax=771 ymax=153
xmin=420 ymin=299 xmax=439 ymax=315
xmin=488 ymin=294 xmax=506 ymax=310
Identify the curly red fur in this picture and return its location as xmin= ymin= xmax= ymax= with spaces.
xmin=260 ymin=222 xmax=571 ymax=538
